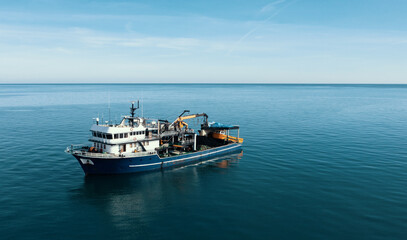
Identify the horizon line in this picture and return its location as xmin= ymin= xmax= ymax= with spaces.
xmin=1 ymin=83 xmax=407 ymax=85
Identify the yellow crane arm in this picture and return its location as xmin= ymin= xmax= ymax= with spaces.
xmin=178 ymin=113 xmax=207 ymax=121
xmin=171 ymin=112 xmax=208 ymax=130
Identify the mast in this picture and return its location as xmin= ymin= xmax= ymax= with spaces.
xmin=130 ymin=100 xmax=140 ymax=126
xmin=108 ymin=92 xmax=111 ymax=124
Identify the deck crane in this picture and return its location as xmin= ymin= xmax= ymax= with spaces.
xmin=170 ymin=110 xmax=208 ymax=131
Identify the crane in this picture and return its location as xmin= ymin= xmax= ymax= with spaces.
xmin=170 ymin=110 xmax=208 ymax=131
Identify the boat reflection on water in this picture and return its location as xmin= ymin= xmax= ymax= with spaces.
xmin=80 ymin=150 xmax=243 ymax=195
xmin=216 ymin=150 xmax=244 ymax=169
xmin=71 ymin=150 xmax=243 ymax=238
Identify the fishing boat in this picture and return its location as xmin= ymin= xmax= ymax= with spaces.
xmin=66 ymin=102 xmax=243 ymax=175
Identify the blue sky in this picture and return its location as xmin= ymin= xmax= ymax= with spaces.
xmin=1 ymin=0 xmax=406 ymax=83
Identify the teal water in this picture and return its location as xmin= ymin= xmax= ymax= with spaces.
xmin=1 ymin=84 xmax=407 ymax=239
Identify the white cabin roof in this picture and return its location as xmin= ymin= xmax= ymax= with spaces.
xmin=90 ymin=124 xmax=146 ymax=134
xmin=91 ymin=116 xmax=159 ymax=134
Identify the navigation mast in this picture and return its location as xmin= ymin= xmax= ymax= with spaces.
xmin=130 ymin=100 xmax=140 ymax=126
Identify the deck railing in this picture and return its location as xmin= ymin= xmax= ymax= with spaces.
xmin=66 ymin=144 xmax=156 ymax=158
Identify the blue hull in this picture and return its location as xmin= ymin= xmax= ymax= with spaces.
xmin=73 ymin=143 xmax=242 ymax=175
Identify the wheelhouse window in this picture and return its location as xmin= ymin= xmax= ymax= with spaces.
xmin=120 ymin=133 xmax=123 ymax=138
xmin=124 ymin=133 xmax=128 ymax=138
xmin=106 ymin=134 xmax=113 ymax=139
xmin=114 ymin=134 xmax=118 ymax=139
xmin=92 ymin=131 xmax=96 ymax=137
xmin=97 ymin=132 xmax=102 ymax=138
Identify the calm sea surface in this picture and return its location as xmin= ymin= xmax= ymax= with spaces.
xmin=1 ymin=84 xmax=407 ymax=239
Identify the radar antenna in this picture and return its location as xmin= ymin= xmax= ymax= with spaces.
xmin=130 ymin=100 xmax=140 ymax=118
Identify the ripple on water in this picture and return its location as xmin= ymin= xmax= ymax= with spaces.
xmin=2 ymin=84 xmax=407 ymax=239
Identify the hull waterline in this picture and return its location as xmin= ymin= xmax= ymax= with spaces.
xmin=74 ymin=143 xmax=242 ymax=175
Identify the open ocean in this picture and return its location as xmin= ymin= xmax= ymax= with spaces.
xmin=1 ymin=84 xmax=407 ymax=239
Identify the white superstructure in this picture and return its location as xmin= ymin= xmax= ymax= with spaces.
xmin=89 ymin=116 xmax=160 ymax=156
xmin=87 ymin=102 xmax=162 ymax=156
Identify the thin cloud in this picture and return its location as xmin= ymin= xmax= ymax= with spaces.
xmin=260 ymin=0 xmax=286 ymax=13
xmin=228 ymin=0 xmax=297 ymax=55
xmin=0 ymin=24 xmax=207 ymax=52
